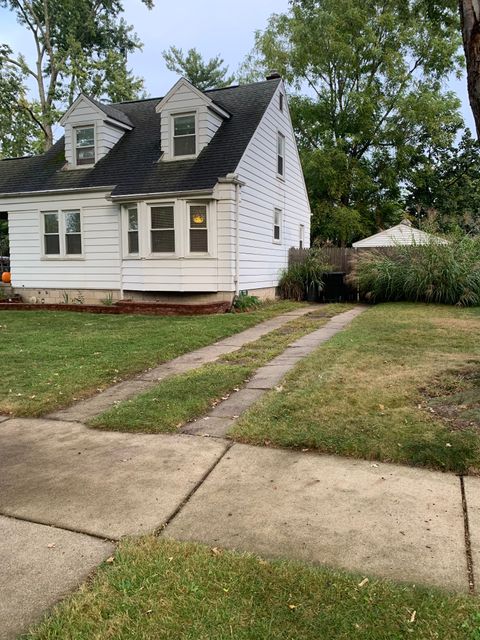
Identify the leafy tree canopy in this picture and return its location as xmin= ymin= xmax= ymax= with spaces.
xmin=0 ymin=0 xmax=153 ymax=156
xmin=162 ymin=46 xmax=235 ymax=90
xmin=245 ymin=0 xmax=465 ymax=244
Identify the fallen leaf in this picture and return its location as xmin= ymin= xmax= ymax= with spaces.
xmin=410 ymin=610 xmax=416 ymax=623
xmin=211 ymin=547 xmax=221 ymax=556
xmin=358 ymin=578 xmax=369 ymax=587
xmin=105 ymin=556 xmax=115 ymax=564
xmin=288 ymin=604 xmax=297 ymax=610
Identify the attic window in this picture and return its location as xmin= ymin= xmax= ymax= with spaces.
xmin=173 ymin=113 xmax=196 ymax=157
xmin=75 ymin=126 xmax=95 ymax=166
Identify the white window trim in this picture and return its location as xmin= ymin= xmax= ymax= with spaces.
xmin=277 ymin=131 xmax=286 ymax=179
xmin=74 ymin=124 xmax=96 ymax=168
xmin=40 ymin=209 xmax=84 ymax=260
xmin=273 ymin=208 xmax=282 ymax=244
xmin=171 ymin=111 xmax=198 ymax=160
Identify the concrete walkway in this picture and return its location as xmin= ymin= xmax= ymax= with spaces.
xmin=1 ymin=304 xmax=478 ymax=639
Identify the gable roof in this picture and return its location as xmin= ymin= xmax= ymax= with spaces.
xmin=352 ymin=220 xmax=449 ymax=248
xmin=59 ymin=94 xmax=133 ymax=129
xmin=0 ymin=79 xmax=281 ymax=199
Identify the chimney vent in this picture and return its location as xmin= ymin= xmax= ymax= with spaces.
xmin=266 ymin=70 xmax=281 ymax=80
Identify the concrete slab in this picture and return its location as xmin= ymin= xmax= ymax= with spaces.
xmin=0 ymin=418 xmax=227 ymax=539
xmin=182 ymin=416 xmax=236 ymax=437
xmin=463 ymin=477 xmax=480 ymax=588
xmin=208 ymin=389 xmax=265 ymax=418
xmin=246 ymin=364 xmax=294 ymax=389
xmin=47 ymin=379 xmax=154 ymax=422
xmin=164 ymin=444 xmax=468 ymax=591
xmin=0 ymin=515 xmax=113 ymax=640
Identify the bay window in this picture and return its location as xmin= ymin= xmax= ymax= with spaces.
xmin=127 ymin=206 xmax=139 ymax=254
xmin=189 ymin=204 xmax=208 ymax=253
xmin=150 ymin=205 xmax=175 ymax=253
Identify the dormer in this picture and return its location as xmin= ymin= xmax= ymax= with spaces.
xmin=155 ymin=78 xmax=230 ymax=161
xmin=60 ymin=94 xmax=133 ymax=169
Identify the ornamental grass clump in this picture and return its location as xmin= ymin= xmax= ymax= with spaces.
xmin=278 ymin=248 xmax=331 ymax=301
xmin=350 ymin=236 xmax=480 ymax=306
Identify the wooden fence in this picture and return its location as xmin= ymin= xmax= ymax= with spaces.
xmin=289 ymin=247 xmax=354 ymax=273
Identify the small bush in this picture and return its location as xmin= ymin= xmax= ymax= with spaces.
xmin=279 ymin=248 xmax=330 ymax=301
xmin=233 ymin=292 xmax=261 ymax=312
xmin=349 ymin=236 xmax=480 ymax=306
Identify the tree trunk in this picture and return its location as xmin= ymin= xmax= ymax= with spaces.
xmin=459 ymin=0 xmax=480 ymax=139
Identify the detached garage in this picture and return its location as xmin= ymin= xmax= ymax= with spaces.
xmin=352 ymin=219 xmax=448 ymax=248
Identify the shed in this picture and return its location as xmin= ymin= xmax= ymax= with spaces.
xmin=352 ymin=220 xmax=448 ymax=248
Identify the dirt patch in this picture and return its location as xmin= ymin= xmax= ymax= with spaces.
xmin=420 ymin=363 xmax=480 ymax=432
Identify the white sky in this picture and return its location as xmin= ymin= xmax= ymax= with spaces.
xmin=1 ymin=0 xmax=475 ymax=132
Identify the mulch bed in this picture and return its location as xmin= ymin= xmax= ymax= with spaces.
xmin=0 ymin=300 xmax=231 ymax=316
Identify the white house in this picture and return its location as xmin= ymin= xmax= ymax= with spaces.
xmin=0 ymin=75 xmax=311 ymax=306
xmin=352 ymin=219 xmax=448 ymax=248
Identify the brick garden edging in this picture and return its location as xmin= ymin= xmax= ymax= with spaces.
xmin=0 ymin=300 xmax=231 ymax=316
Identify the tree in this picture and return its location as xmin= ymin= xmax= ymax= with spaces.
xmin=0 ymin=0 xmax=153 ymax=154
xmin=162 ymin=46 xmax=235 ymax=90
xmin=245 ymin=0 xmax=464 ymax=244
xmin=459 ymin=0 xmax=480 ymax=139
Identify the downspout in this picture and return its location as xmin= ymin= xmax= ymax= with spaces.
xmin=234 ymin=181 xmax=240 ymax=297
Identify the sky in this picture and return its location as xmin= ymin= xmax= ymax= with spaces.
xmin=1 ymin=0 xmax=475 ymax=133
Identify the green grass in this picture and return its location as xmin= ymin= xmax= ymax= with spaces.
xmin=231 ymin=303 xmax=480 ymax=474
xmin=0 ymin=301 xmax=301 ymax=416
xmin=90 ymin=304 xmax=353 ymax=433
xmin=24 ymin=537 xmax=480 ymax=640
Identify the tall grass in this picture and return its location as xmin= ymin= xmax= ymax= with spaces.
xmin=278 ymin=248 xmax=331 ymax=301
xmin=349 ymin=236 xmax=480 ymax=306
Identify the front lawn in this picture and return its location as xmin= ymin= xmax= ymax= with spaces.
xmin=0 ymin=302 xmax=300 ymax=416
xmin=90 ymin=304 xmax=353 ymax=433
xmin=25 ymin=537 xmax=480 ymax=640
xmin=231 ymin=303 xmax=480 ymax=474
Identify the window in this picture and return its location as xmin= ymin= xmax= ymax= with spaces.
xmin=277 ymin=132 xmax=285 ymax=177
xmin=189 ymin=204 xmax=208 ymax=253
xmin=173 ymin=113 xmax=196 ymax=157
xmin=279 ymin=93 xmax=284 ymax=112
xmin=151 ymin=205 xmax=175 ymax=253
xmin=273 ymin=208 xmax=282 ymax=243
xmin=75 ymin=126 xmax=95 ymax=166
xmin=44 ymin=212 xmax=60 ymax=255
xmin=299 ymin=224 xmax=305 ymax=249
xmin=127 ymin=207 xmax=139 ymax=254
xmin=42 ymin=210 xmax=82 ymax=257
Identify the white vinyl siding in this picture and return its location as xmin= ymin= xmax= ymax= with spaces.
xmin=235 ymin=82 xmax=311 ymax=291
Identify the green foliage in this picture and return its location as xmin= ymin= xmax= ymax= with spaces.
xmin=351 ymin=236 xmax=480 ymax=306
xmin=0 ymin=0 xmax=153 ymax=154
xmin=233 ymin=292 xmax=261 ymax=312
xmin=245 ymin=0 xmax=465 ymax=244
xmin=0 ymin=218 xmax=8 ymax=255
xmin=279 ymin=248 xmax=330 ymax=300
xmin=162 ymin=46 xmax=235 ymax=90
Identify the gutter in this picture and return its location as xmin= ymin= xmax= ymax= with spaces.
xmin=108 ymin=188 xmax=215 ymax=202
xmin=0 ymin=185 xmax=115 ymax=199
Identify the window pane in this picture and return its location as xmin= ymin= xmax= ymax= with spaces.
xmin=274 ymin=225 xmax=280 ymax=241
xmin=76 ymin=127 xmax=94 ymax=147
xmin=44 ymin=213 xmax=58 ymax=233
xmin=45 ymin=234 xmax=60 ymax=255
xmin=190 ymin=205 xmax=207 ymax=228
xmin=66 ymin=234 xmax=82 ymax=254
xmin=76 ymin=147 xmax=95 ymax=165
xmin=277 ymin=155 xmax=284 ymax=176
xmin=65 ymin=210 xmax=81 ymax=233
xmin=128 ymin=231 xmax=139 ymax=254
xmin=151 ymin=229 xmax=175 ymax=253
xmin=128 ymin=208 xmax=138 ymax=231
xmin=190 ymin=229 xmax=208 ymax=252
xmin=151 ymin=206 xmax=174 ymax=229
xmin=174 ymin=115 xmax=195 ymax=136
xmin=174 ymin=135 xmax=196 ymax=157
xmin=277 ymin=133 xmax=285 ymax=155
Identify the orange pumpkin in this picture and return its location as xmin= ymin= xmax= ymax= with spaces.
xmin=1 ymin=272 xmax=11 ymax=284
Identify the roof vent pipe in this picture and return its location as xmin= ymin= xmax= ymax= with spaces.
xmin=266 ymin=70 xmax=282 ymax=80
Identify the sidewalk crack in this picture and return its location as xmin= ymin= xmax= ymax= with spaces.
xmin=460 ymin=475 xmax=475 ymax=594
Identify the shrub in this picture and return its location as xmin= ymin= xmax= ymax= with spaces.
xmin=349 ymin=236 xmax=480 ymax=306
xmin=233 ymin=292 xmax=261 ymax=312
xmin=278 ymin=247 xmax=330 ymax=301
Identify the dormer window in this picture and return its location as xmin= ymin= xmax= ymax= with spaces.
xmin=173 ymin=113 xmax=196 ymax=157
xmin=75 ymin=126 xmax=95 ymax=166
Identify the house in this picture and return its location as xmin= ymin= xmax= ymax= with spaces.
xmin=352 ymin=219 xmax=448 ymax=248
xmin=0 ymin=74 xmax=311 ymax=307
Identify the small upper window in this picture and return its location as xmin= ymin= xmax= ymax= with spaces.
xmin=173 ymin=114 xmax=196 ymax=157
xmin=279 ymin=93 xmax=284 ymax=112
xmin=273 ymin=208 xmax=282 ymax=243
xmin=75 ymin=126 xmax=95 ymax=166
xmin=277 ymin=132 xmax=285 ymax=177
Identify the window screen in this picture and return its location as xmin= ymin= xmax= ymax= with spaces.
xmin=151 ymin=206 xmax=175 ymax=253
xmin=173 ymin=114 xmax=196 ymax=157
xmin=189 ymin=205 xmax=208 ymax=253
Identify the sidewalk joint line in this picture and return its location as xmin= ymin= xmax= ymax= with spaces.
xmin=459 ymin=475 xmax=475 ymax=594
xmin=156 ymin=441 xmax=234 ymax=535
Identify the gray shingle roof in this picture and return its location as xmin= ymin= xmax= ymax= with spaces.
xmin=87 ymin=96 xmax=134 ymax=128
xmin=0 ymin=79 xmax=280 ymax=198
